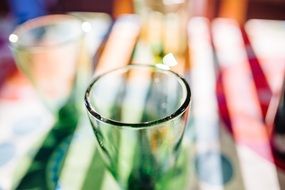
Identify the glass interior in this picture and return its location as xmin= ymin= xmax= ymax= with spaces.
xmin=86 ymin=64 xmax=190 ymax=126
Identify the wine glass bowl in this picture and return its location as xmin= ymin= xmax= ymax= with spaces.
xmin=9 ymin=14 xmax=89 ymax=114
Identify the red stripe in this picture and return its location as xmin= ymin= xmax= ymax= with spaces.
xmin=240 ymin=28 xmax=272 ymax=120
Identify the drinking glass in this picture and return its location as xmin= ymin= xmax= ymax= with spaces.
xmin=85 ymin=64 xmax=191 ymax=190
xmin=9 ymin=14 xmax=91 ymax=188
xmin=134 ymin=0 xmax=189 ymax=59
xmin=9 ymin=14 xmax=90 ymax=116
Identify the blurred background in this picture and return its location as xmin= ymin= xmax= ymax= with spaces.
xmin=1 ymin=0 xmax=285 ymax=22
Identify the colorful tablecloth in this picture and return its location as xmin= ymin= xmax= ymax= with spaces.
xmin=0 ymin=14 xmax=285 ymax=190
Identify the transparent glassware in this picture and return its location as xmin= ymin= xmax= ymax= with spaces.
xmin=85 ymin=64 xmax=191 ymax=190
xmin=9 ymin=14 xmax=90 ymax=115
xmin=9 ymin=14 xmax=91 ymax=189
xmin=134 ymin=0 xmax=190 ymax=60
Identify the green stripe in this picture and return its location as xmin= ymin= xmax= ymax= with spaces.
xmin=81 ymin=150 xmax=106 ymax=190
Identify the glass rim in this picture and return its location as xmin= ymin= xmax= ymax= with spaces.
xmin=9 ymin=14 xmax=84 ymax=50
xmin=85 ymin=64 xmax=191 ymax=128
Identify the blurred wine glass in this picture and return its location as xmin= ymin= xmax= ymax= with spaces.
xmin=133 ymin=0 xmax=190 ymax=64
xmin=9 ymin=14 xmax=93 ymax=189
xmin=9 ymin=14 xmax=91 ymax=117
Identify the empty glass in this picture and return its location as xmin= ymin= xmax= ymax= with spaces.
xmin=85 ymin=64 xmax=191 ymax=190
xmin=9 ymin=14 xmax=90 ymax=115
xmin=9 ymin=14 xmax=91 ymax=189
